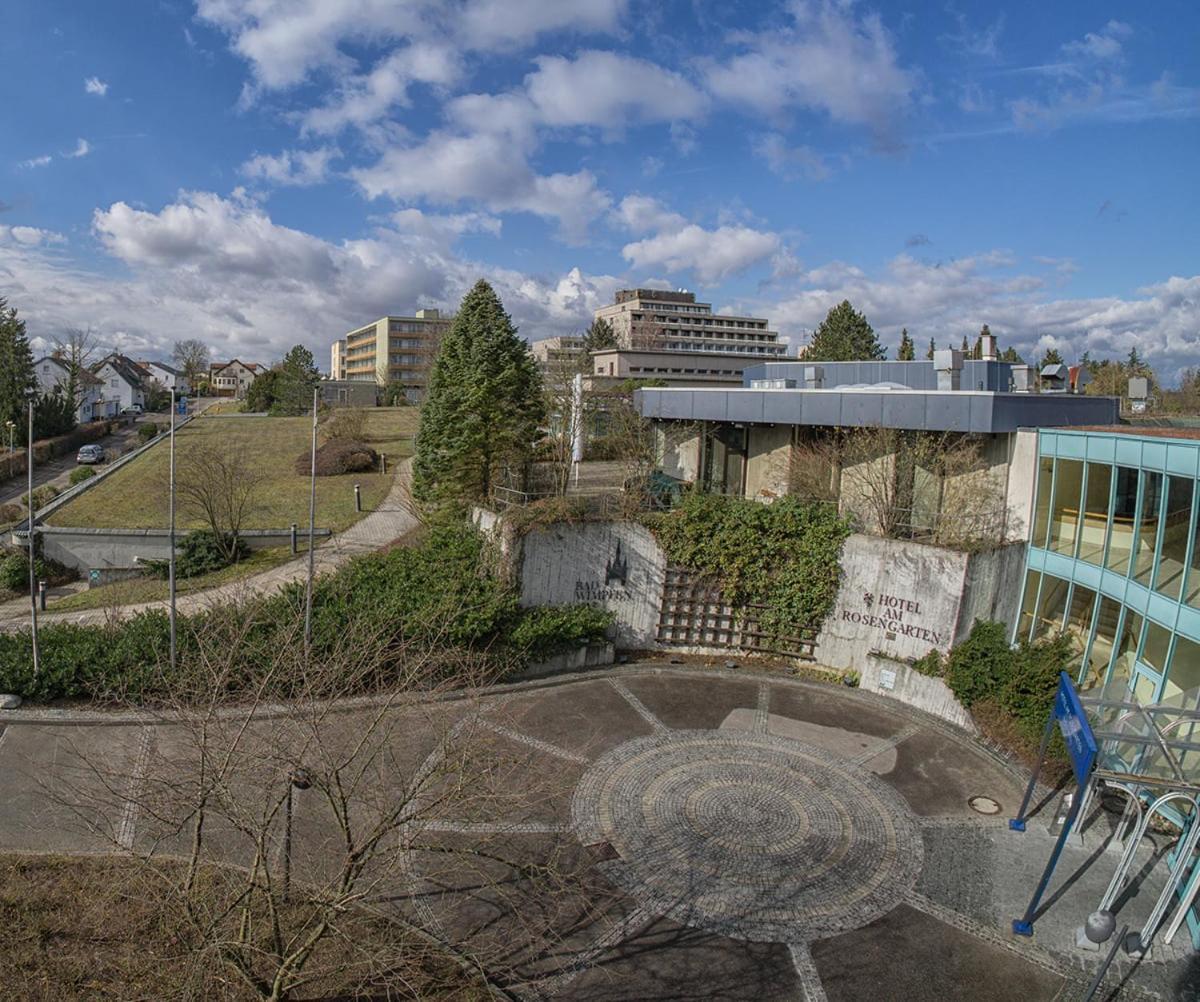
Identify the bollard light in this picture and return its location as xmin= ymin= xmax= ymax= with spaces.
xmin=354 ymin=483 xmax=361 ymax=512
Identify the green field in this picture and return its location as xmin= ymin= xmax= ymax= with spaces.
xmin=47 ymin=408 xmax=418 ymax=532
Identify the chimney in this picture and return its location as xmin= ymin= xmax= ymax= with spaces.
xmin=933 ymin=348 xmax=963 ymax=391
xmin=980 ymin=332 xmax=997 ymax=361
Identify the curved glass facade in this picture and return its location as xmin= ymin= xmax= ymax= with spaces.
xmin=1017 ymin=430 xmax=1200 ymax=706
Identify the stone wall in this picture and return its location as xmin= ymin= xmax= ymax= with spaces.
xmin=518 ymin=520 xmax=666 ymax=648
xmin=745 ymin=425 xmax=792 ymax=499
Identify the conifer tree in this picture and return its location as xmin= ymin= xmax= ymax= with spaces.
xmin=960 ymin=335 xmax=970 ymax=355
xmin=896 ymin=328 xmax=915 ymax=360
xmin=413 ymin=280 xmax=545 ymax=502
xmin=1039 ymin=347 xmax=1064 ymax=369
xmin=0 ymin=297 xmax=36 ymax=439
xmin=926 ymin=338 xmax=936 ymax=360
xmin=583 ymin=316 xmax=617 ymax=352
xmin=804 ymin=300 xmax=884 ymax=361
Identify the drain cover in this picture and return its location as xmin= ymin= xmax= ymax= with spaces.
xmin=968 ymin=796 xmax=1001 ymax=815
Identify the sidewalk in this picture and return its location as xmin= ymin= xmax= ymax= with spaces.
xmin=0 ymin=461 xmax=419 ymax=631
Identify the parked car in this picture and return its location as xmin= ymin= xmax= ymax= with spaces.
xmin=76 ymin=444 xmax=106 ymax=465
xmin=121 ymin=404 xmax=144 ymax=416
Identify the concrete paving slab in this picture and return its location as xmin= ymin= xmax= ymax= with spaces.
xmin=721 ymin=707 xmax=899 ymax=767
xmin=620 ymin=674 xmax=758 ymax=730
xmin=485 ymin=679 xmax=656 ymax=759
xmin=810 ymin=902 xmax=1066 ymax=1002
xmin=768 ymin=682 xmax=909 ymax=738
xmin=867 ymin=727 xmax=1023 ymax=818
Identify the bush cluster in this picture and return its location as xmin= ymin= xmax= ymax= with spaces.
xmin=136 ymin=422 xmax=161 ymax=442
xmin=647 ymin=493 xmax=851 ymax=644
xmin=943 ymin=619 xmax=1074 ymax=743
xmin=296 ymin=438 xmax=380 ymax=477
xmin=0 ymin=551 xmax=76 ymax=594
xmin=68 ymin=466 xmax=96 ymax=486
xmin=0 ymin=520 xmax=612 ymax=703
xmin=145 ymin=530 xmax=249 ymax=580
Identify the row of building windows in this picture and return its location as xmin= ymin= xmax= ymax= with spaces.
xmin=1032 ymin=456 xmax=1200 ymax=607
xmin=389 ymin=337 xmax=425 ymax=349
xmin=625 ymin=366 xmax=739 ymax=376
xmin=388 ymin=321 xmax=436 ymax=333
xmin=664 ymin=342 xmax=779 ymax=354
xmin=1017 ymin=568 xmax=1200 ymax=706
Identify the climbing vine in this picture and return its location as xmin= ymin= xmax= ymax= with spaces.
xmin=646 ymin=493 xmax=852 ymax=644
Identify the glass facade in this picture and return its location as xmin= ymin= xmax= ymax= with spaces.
xmin=1018 ymin=431 xmax=1200 ymax=712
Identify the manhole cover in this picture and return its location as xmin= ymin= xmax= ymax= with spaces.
xmin=968 ymin=796 xmax=1001 ymax=815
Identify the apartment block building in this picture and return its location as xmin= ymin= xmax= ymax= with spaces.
xmin=330 ymin=339 xmax=346 ymax=380
xmin=341 ymin=309 xmax=452 ymax=402
xmin=531 ymin=335 xmax=586 ymax=369
xmin=593 ymin=289 xmax=788 ymax=360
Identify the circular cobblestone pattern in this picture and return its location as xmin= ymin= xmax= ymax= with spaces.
xmin=572 ymin=730 xmax=924 ymax=943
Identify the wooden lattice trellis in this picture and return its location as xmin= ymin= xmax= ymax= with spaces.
xmin=656 ymin=565 xmax=818 ymax=660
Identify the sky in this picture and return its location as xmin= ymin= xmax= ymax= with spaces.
xmin=0 ymin=0 xmax=1197 ymax=377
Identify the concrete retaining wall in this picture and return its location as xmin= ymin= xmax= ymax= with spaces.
xmin=518 ymin=521 xmax=666 ymax=648
xmin=40 ymin=526 xmax=331 ymax=571
xmin=857 ymin=658 xmax=976 ymax=732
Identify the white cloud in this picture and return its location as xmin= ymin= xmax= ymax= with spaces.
xmin=0 ymin=225 xmax=66 ymax=246
xmin=19 ymin=154 xmax=52 ymax=169
xmin=65 ymin=138 xmax=91 ymax=159
xmin=523 ymin=51 xmax=707 ymax=129
xmin=613 ymin=195 xmax=687 ymax=235
xmin=300 ymin=44 xmax=462 ymax=134
xmin=754 ymin=133 xmax=834 ymax=181
xmin=239 ymin=146 xmax=339 ymax=186
xmin=84 ymin=76 xmax=109 ymax=96
xmin=623 ymin=224 xmax=781 ymax=284
xmin=1064 ymin=20 xmax=1132 ymax=62
xmin=704 ymin=1 xmax=915 ymax=139
xmin=457 ymin=0 xmax=627 ymax=50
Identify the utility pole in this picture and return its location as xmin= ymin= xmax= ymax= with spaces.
xmin=303 ymin=387 xmax=317 ymax=655
xmin=26 ymin=394 xmax=39 ymax=678
xmin=168 ymin=387 xmax=177 ymax=673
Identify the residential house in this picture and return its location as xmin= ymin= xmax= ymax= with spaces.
xmin=136 ymin=360 xmax=190 ymax=394
xmin=209 ymin=359 xmax=263 ymax=398
xmin=92 ymin=353 xmax=149 ymax=412
xmin=33 ymin=355 xmax=112 ymax=423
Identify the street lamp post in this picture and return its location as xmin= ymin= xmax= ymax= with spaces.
xmin=5 ymin=420 xmax=14 ymax=454
xmin=26 ymin=395 xmax=40 ymax=678
xmin=303 ymin=387 xmax=317 ymax=656
xmin=168 ymin=387 xmax=177 ymax=673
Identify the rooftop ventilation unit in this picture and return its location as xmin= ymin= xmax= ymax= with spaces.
xmin=749 ymin=378 xmax=797 ymax=389
xmin=1040 ymin=363 xmax=1068 ymax=393
xmin=933 ymin=348 xmax=963 ymax=391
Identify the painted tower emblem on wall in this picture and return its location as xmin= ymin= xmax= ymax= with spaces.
xmin=606 ymin=541 xmax=629 ymax=586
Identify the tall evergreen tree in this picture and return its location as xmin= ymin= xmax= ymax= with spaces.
xmin=1001 ymin=347 xmax=1023 ymax=363
xmin=1127 ymin=345 xmax=1144 ymax=373
xmin=1039 ymin=347 xmax=1065 ymax=369
xmin=583 ymin=316 xmax=617 ymax=353
xmin=896 ymin=328 xmax=915 ymax=360
xmin=804 ymin=300 xmax=884 ymax=361
xmin=926 ymin=337 xmax=936 ymax=360
xmin=276 ymin=345 xmax=320 ymax=415
xmin=413 ymin=280 xmax=545 ymax=502
xmin=0 ymin=297 xmax=36 ymax=440
xmin=960 ymin=334 xmax=970 ymax=355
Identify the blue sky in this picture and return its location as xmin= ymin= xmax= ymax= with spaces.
xmin=1 ymin=0 xmax=1197 ymax=375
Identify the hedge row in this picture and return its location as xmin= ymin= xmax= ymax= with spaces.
xmin=0 ymin=521 xmax=612 ymax=703
xmin=0 ymin=420 xmax=113 ymax=483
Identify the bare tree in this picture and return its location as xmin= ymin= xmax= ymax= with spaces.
xmin=541 ymin=354 xmax=589 ymax=497
xmin=52 ymin=326 xmax=104 ymax=416
xmin=41 ymin=603 xmax=598 ymax=1001
xmin=173 ymin=338 xmax=211 ymax=392
xmin=174 ymin=442 xmax=267 ymax=559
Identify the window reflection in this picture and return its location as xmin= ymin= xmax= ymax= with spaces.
xmin=1141 ymin=621 xmax=1172 ymax=674
xmin=1084 ymin=595 xmax=1121 ymax=690
xmin=1016 ymin=571 xmax=1041 ymax=643
xmin=1164 ymin=635 xmax=1200 ymax=706
xmin=1049 ymin=459 xmax=1084 ymax=556
xmin=1079 ymin=463 xmax=1112 ymax=565
xmin=1106 ymin=467 xmax=1139 ymax=575
xmin=1132 ymin=471 xmax=1163 ymax=586
xmin=1155 ymin=477 xmax=1192 ymax=601
xmin=1032 ymin=457 xmax=1054 ymax=550
xmin=1064 ymin=585 xmax=1096 ymax=659
xmin=1110 ymin=610 xmax=1144 ymax=691
xmin=1032 ymin=575 xmax=1070 ymax=642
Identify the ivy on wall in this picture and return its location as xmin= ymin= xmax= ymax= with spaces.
xmin=646 ymin=493 xmax=852 ymax=643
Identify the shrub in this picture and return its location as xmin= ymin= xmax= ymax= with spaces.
xmin=136 ymin=422 xmax=160 ymax=442
xmin=507 ymin=605 xmax=614 ymax=660
xmin=69 ymin=466 xmax=96 ymax=486
xmin=945 ymin=620 xmax=1013 ymax=707
xmin=910 ymin=648 xmax=944 ymax=677
xmin=146 ymin=529 xmax=248 ymax=579
xmin=296 ymin=439 xmax=379 ymax=477
xmin=30 ymin=484 xmax=60 ymax=510
xmin=0 ymin=552 xmax=76 ymax=593
xmin=0 ymin=503 xmax=22 ymax=526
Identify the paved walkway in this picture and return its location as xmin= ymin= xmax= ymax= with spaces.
xmin=0 ymin=460 xmax=419 ymax=630
xmin=0 ymin=665 xmax=1192 ymax=1000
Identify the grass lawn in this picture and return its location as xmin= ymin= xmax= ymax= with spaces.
xmin=0 ymin=853 xmax=488 ymax=1001
xmin=47 ymin=545 xmax=299 ymax=612
xmin=47 ymin=408 xmax=418 ymax=532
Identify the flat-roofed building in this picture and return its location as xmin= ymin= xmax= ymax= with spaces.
xmin=330 ymin=339 xmax=346 ymax=380
xmin=588 ymin=348 xmax=755 ymax=387
xmin=531 ymin=335 xmax=585 ymax=369
xmin=593 ymin=289 xmax=788 ymax=361
xmin=341 ymin=309 xmax=452 ymax=402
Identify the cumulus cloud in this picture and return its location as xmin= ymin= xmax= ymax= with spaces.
xmin=761 ymin=252 xmax=1200 ymax=373
xmin=0 ymin=190 xmax=614 ymax=363
xmin=84 ymin=76 xmax=109 ymax=96
xmin=623 ymin=224 xmax=781 ymax=284
xmin=239 ymin=146 xmax=339 ymax=186
xmin=703 ymin=1 xmax=915 ymax=140
xmin=1063 ymin=20 xmax=1132 ymax=62
xmin=613 ymin=195 xmax=687 ymax=235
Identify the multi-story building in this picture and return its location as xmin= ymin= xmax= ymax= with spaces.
xmin=593 ymin=289 xmax=788 ymax=360
xmin=340 ymin=309 xmax=452 ymax=402
xmin=588 ymin=348 xmax=763 ymax=387
xmin=93 ymin=353 xmax=150 ymax=412
xmin=330 ymin=339 xmax=346 ymax=380
xmin=531 ymin=335 xmax=585 ymax=369
xmin=33 ymin=355 xmax=111 ymax=422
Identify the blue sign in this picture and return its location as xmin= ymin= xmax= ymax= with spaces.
xmin=1053 ymin=671 xmax=1097 ymax=785
xmin=177 ymin=396 xmax=188 ymax=415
